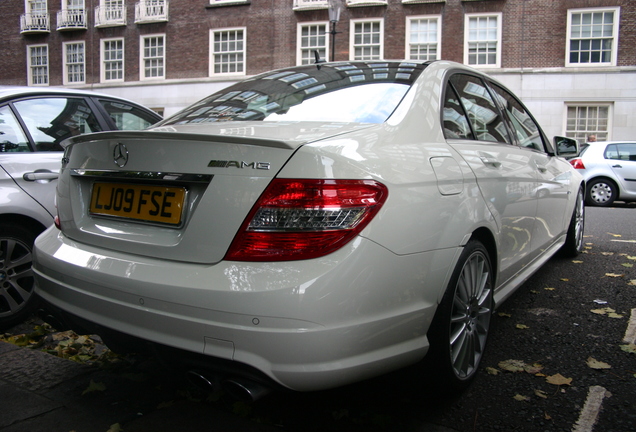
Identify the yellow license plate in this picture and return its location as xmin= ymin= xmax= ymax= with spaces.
xmin=90 ymin=182 xmax=185 ymax=225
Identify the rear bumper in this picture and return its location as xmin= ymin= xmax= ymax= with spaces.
xmin=33 ymin=226 xmax=455 ymax=391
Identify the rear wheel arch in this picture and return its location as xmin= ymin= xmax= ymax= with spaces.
xmin=0 ymin=214 xmax=47 ymax=237
xmin=469 ymin=227 xmax=498 ymax=283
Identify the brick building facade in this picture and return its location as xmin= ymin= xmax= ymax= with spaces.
xmin=1 ymin=0 xmax=634 ymax=142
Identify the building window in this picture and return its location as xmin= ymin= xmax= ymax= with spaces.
xmin=565 ymin=104 xmax=611 ymax=144
xmin=141 ymin=34 xmax=165 ymax=80
xmin=297 ymin=22 xmax=328 ymax=65
xmin=210 ymin=28 xmax=245 ymax=75
xmin=464 ymin=13 xmax=502 ymax=68
xmin=102 ymin=38 xmax=124 ymax=82
xmin=566 ymin=8 xmax=620 ymax=67
xmin=350 ymin=19 xmax=383 ymax=61
xmin=406 ymin=16 xmax=441 ymax=61
xmin=63 ymin=42 xmax=85 ymax=84
xmin=27 ymin=45 xmax=49 ymax=86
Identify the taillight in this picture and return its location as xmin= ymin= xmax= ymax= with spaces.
xmin=225 ymin=179 xmax=388 ymax=261
xmin=569 ymin=158 xmax=586 ymax=170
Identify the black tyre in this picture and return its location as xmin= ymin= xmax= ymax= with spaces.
xmin=585 ymin=178 xmax=617 ymax=207
xmin=0 ymin=223 xmax=40 ymax=330
xmin=427 ymin=240 xmax=493 ymax=393
xmin=560 ymin=186 xmax=585 ymax=257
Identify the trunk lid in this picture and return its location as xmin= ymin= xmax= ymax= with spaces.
xmin=57 ymin=123 xmax=370 ymax=264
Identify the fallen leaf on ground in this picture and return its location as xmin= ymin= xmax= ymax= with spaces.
xmin=572 ymin=260 xmax=583 ymax=264
xmin=622 ymin=263 xmax=634 ymax=268
xmin=514 ymin=394 xmax=530 ymax=402
xmin=601 ymin=252 xmax=614 ymax=256
xmin=498 ymin=312 xmax=512 ymax=318
xmin=586 ymin=357 xmax=611 ymax=369
xmin=629 ymin=280 xmax=636 ymax=286
xmin=82 ymin=380 xmax=106 ymax=395
xmin=498 ymin=359 xmax=543 ymax=374
xmin=608 ymin=233 xmax=622 ymax=237
xmin=605 ymin=273 xmax=624 ymax=278
xmin=620 ymin=344 xmax=636 ymax=354
xmin=546 ymin=374 xmax=572 ymax=386
xmin=486 ymin=367 xmax=500 ymax=375
xmin=535 ymin=389 xmax=549 ymax=399
xmin=591 ymin=307 xmax=616 ymax=315
xmin=544 ymin=287 xmax=556 ymax=291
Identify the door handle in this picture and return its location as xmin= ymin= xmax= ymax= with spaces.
xmin=611 ymin=164 xmax=622 ymax=168
xmin=479 ymin=156 xmax=501 ymax=168
xmin=23 ymin=171 xmax=59 ymax=181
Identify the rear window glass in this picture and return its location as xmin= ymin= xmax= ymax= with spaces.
xmin=161 ymin=62 xmax=427 ymax=125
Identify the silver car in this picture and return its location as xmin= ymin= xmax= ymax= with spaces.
xmin=569 ymin=141 xmax=636 ymax=206
xmin=0 ymin=87 xmax=161 ymax=329
xmin=33 ymin=61 xmax=584 ymax=399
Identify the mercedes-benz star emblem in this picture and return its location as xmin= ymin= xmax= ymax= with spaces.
xmin=113 ymin=143 xmax=129 ymax=168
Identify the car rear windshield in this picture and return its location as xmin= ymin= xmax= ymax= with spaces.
xmin=162 ymin=62 xmax=427 ymax=125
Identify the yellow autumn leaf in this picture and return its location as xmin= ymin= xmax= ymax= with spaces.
xmin=535 ymin=389 xmax=549 ymax=399
xmin=620 ymin=344 xmax=636 ymax=354
xmin=107 ymin=424 xmax=123 ymax=432
xmin=82 ymin=380 xmax=106 ymax=395
xmin=516 ymin=324 xmax=530 ymax=329
xmin=514 ymin=394 xmax=530 ymax=402
xmin=544 ymin=287 xmax=555 ymax=291
xmin=546 ymin=373 xmax=572 ymax=386
xmin=626 ymin=255 xmax=636 ymax=260
xmin=572 ymin=260 xmax=584 ymax=264
xmin=498 ymin=312 xmax=512 ymax=318
xmin=622 ymin=263 xmax=633 ymax=268
xmin=605 ymin=273 xmax=624 ymax=278
xmin=601 ymin=252 xmax=614 ymax=256
xmin=586 ymin=357 xmax=611 ymax=369
xmin=608 ymin=312 xmax=624 ymax=319
xmin=560 ymin=278 xmax=569 ymax=282
xmin=608 ymin=233 xmax=622 ymax=237
xmin=628 ymin=280 xmax=636 ymax=286
xmin=486 ymin=367 xmax=500 ymax=375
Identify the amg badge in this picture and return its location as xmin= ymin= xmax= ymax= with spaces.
xmin=208 ymin=160 xmax=270 ymax=170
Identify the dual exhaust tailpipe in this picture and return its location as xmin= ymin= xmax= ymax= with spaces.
xmin=187 ymin=370 xmax=271 ymax=402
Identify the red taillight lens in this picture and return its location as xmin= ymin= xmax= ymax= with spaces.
xmin=569 ymin=158 xmax=586 ymax=170
xmin=225 ymin=179 xmax=388 ymax=261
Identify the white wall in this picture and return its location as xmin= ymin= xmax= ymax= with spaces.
xmin=492 ymin=68 xmax=636 ymax=141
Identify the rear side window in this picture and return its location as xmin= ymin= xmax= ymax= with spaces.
xmin=13 ymin=97 xmax=102 ymax=151
xmin=446 ymin=74 xmax=511 ymax=144
xmin=605 ymin=143 xmax=636 ymax=161
xmin=98 ymin=99 xmax=159 ymax=130
xmin=489 ymin=83 xmax=546 ymax=152
xmin=0 ymin=105 xmax=31 ymax=152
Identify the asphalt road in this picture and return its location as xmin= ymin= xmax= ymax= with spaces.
xmin=3 ymin=203 xmax=635 ymax=432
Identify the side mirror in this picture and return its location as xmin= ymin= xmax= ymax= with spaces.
xmin=553 ymin=136 xmax=579 ymax=158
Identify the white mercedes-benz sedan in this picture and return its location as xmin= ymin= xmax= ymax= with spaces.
xmin=32 ymin=60 xmax=584 ymax=399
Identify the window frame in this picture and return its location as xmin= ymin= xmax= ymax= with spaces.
xmin=566 ymin=7 xmax=620 ymax=68
xmin=27 ymin=44 xmax=49 ymax=86
xmin=297 ymin=21 xmax=329 ymax=66
xmin=349 ymin=18 xmax=384 ymax=61
xmin=63 ymin=41 xmax=85 ymax=85
xmin=209 ymin=27 xmax=246 ymax=76
xmin=101 ymin=38 xmax=125 ymax=83
xmin=463 ymin=12 xmax=502 ymax=68
xmin=405 ymin=15 xmax=441 ymax=61
xmin=564 ymin=103 xmax=613 ymax=144
xmin=140 ymin=33 xmax=166 ymax=81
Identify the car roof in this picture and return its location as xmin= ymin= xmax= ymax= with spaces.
xmin=0 ymin=85 xmax=135 ymax=104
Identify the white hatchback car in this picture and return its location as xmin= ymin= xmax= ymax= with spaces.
xmin=569 ymin=141 xmax=636 ymax=206
xmin=0 ymin=87 xmax=161 ymax=329
xmin=33 ymin=61 xmax=584 ymax=399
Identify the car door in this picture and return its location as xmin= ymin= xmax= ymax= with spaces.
xmin=443 ymin=73 xmax=539 ymax=286
xmin=4 ymin=96 xmax=104 ymax=220
xmin=606 ymin=143 xmax=636 ymax=196
xmin=486 ymin=82 xmax=573 ymax=253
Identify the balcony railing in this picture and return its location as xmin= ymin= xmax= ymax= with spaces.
xmin=293 ymin=0 xmax=328 ymax=10
xmin=20 ymin=13 xmax=50 ymax=34
xmin=57 ymin=9 xmax=87 ymax=30
xmin=95 ymin=5 xmax=127 ymax=27
xmin=346 ymin=0 xmax=387 ymax=6
xmin=135 ymin=0 xmax=169 ymax=24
